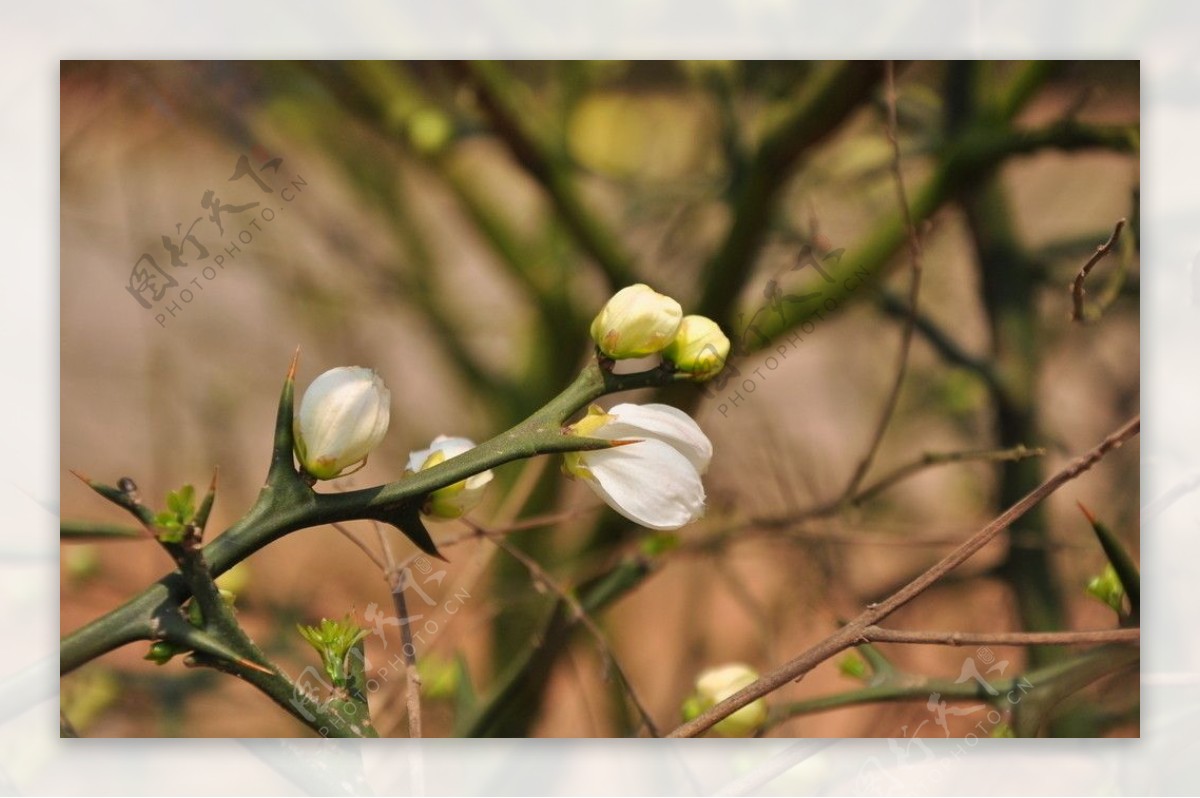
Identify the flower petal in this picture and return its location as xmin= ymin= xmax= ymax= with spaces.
xmin=583 ymin=438 xmax=705 ymax=530
xmin=599 ymin=403 xmax=713 ymax=474
xmin=407 ymin=446 xmax=435 ymax=473
xmin=407 ymin=435 xmax=478 ymax=473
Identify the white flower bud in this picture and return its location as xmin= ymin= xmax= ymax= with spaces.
xmin=687 ymin=663 xmax=768 ymax=737
xmin=407 ymin=435 xmax=494 ymax=519
xmin=663 ymin=315 xmax=731 ymax=381
xmin=590 ymin=284 xmax=683 ymax=359
xmin=294 ymin=367 xmax=391 ymax=480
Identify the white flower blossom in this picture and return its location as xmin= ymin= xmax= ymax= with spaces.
xmin=564 ymin=403 xmax=712 ymax=530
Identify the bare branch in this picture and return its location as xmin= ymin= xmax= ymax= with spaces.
xmin=1070 ymin=218 xmax=1126 ymax=322
xmin=875 ymin=287 xmax=1008 ymax=400
xmin=749 ymin=444 xmax=1044 ymax=530
xmin=853 ymin=444 xmax=1045 ymax=506
xmin=461 ymin=519 xmax=661 ymax=737
xmin=330 ymin=521 xmax=387 ymax=572
xmin=841 ymin=61 xmax=925 ymax=500
xmin=374 ymin=521 xmax=423 ymax=739
xmin=667 ymin=414 xmax=1139 ymax=737
xmin=390 ymin=573 xmax=423 ymax=739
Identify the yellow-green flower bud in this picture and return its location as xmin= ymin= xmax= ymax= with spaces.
xmin=407 ymin=436 xmax=494 ymax=519
xmin=663 ymin=315 xmax=730 ymax=381
xmin=590 ymin=284 xmax=683 ymax=358
xmin=686 ymin=663 xmax=768 ymax=737
xmin=408 ymin=108 xmax=454 ymax=156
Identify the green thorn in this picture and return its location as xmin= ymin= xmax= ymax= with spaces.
xmin=194 ymin=468 xmax=219 ymax=534
xmin=70 ymin=471 xmax=155 ymax=527
xmin=1077 ymin=502 xmax=1140 ymax=616
xmin=380 ymin=504 xmax=446 ymax=561
xmin=268 ymin=348 xmax=304 ymax=488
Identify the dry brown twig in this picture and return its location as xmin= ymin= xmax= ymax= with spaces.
xmin=667 ymin=414 xmax=1140 ymax=737
xmin=731 ymin=444 xmax=1048 ymax=541
xmin=1070 ymin=218 xmax=1126 ymax=322
xmin=372 ymin=520 xmax=424 ymax=739
xmin=840 ymin=61 xmax=925 ymax=501
xmin=330 ymin=521 xmax=387 ymax=572
xmin=459 ymin=518 xmax=662 ymax=737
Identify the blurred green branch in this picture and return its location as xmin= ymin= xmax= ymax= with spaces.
xmin=454 ymin=60 xmax=638 ymax=291
xmin=875 ymin=288 xmax=1009 ymax=400
xmin=60 ymin=520 xmax=144 ymax=540
xmin=697 ymin=60 xmax=888 ymax=324
xmin=744 ymin=67 xmax=1136 ymax=353
xmin=459 ymin=554 xmax=655 ymax=737
xmin=301 ymin=61 xmax=585 ymax=412
xmin=768 ymin=643 xmax=1137 ymax=737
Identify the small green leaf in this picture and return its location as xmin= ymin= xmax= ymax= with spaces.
xmin=297 ymin=615 xmax=370 ymax=688
xmin=640 ymin=531 xmax=680 ymax=557
xmin=837 ymin=652 xmax=869 ymax=681
xmin=186 ymin=600 xmax=205 ymax=627
xmin=1086 ymin=564 xmax=1126 ymax=615
xmin=990 ymin=721 xmax=1015 ymax=738
xmin=417 ymin=653 xmax=461 ymax=700
xmin=167 ymin=485 xmax=196 ymax=523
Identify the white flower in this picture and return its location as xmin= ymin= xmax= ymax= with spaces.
xmin=685 ymin=663 xmax=768 ymax=738
xmin=564 ymin=403 xmax=712 ymax=530
xmin=407 ymin=435 xmax=494 ymax=519
xmin=294 ymin=367 xmax=391 ymax=480
xmin=663 ymin=315 xmax=731 ymax=381
xmin=590 ymin=284 xmax=683 ymax=359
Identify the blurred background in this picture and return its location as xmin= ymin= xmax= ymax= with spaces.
xmin=60 ymin=60 xmax=1139 ymax=737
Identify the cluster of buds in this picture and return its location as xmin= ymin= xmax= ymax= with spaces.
xmin=293 ymin=367 xmax=493 ymax=520
xmin=289 ymin=282 xmax=728 ymax=534
xmin=590 ymin=284 xmax=730 ymax=381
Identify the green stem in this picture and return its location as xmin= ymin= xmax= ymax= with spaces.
xmin=697 ymin=60 xmax=887 ymax=325
xmin=768 ymin=644 xmax=1137 ymax=734
xmin=60 ymin=520 xmax=143 ymax=540
xmin=455 ymin=60 xmax=638 ymax=291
